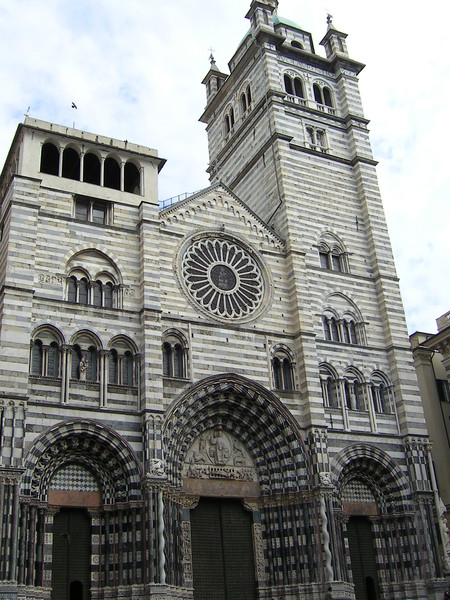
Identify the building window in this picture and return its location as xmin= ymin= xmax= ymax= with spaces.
xmin=322 ymin=314 xmax=364 ymax=345
xmin=344 ymin=377 xmax=363 ymax=410
xmin=306 ymin=126 xmax=327 ymax=153
xmin=124 ymin=161 xmax=141 ymax=194
xmin=317 ymin=239 xmax=349 ymax=272
xmin=240 ymin=85 xmax=252 ymax=114
xmin=436 ymin=379 xmax=450 ymax=403
xmin=320 ymin=365 xmax=339 ymax=408
xmin=224 ymin=107 xmax=235 ymax=136
xmin=83 ymin=152 xmax=101 ymax=185
xmin=39 ymin=142 xmax=143 ymax=195
xmin=30 ymin=335 xmax=61 ymax=378
xmin=67 ymin=274 xmax=116 ymax=308
xmin=162 ymin=332 xmax=188 ymax=379
xmin=313 ymin=83 xmax=334 ymax=111
xmin=108 ymin=341 xmax=136 ymax=387
xmin=74 ymin=196 xmax=112 ymax=225
xmin=284 ymin=74 xmax=305 ymax=102
xmin=271 ymin=347 xmax=295 ymax=391
xmin=40 ymin=142 xmax=59 ymax=175
xmin=291 ymin=40 xmax=303 ymax=50
xmin=71 ymin=343 xmax=98 ymax=382
xmin=62 ymin=147 xmax=80 ymax=180
xmin=370 ymin=374 xmax=392 ymax=414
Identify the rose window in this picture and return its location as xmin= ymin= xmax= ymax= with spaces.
xmin=181 ymin=237 xmax=264 ymax=320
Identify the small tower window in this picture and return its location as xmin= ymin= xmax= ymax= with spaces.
xmin=40 ymin=142 xmax=59 ymax=176
xmin=62 ymin=147 xmax=80 ymax=180
xmin=124 ymin=161 xmax=141 ymax=194
xmin=83 ymin=152 xmax=101 ymax=185
xmin=104 ymin=157 xmax=120 ymax=190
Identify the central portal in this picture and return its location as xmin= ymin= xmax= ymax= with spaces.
xmin=190 ymin=498 xmax=257 ymax=600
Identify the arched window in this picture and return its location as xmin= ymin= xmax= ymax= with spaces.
xmin=71 ymin=345 xmax=82 ymax=379
xmin=124 ymin=161 xmax=140 ymax=194
xmin=284 ymin=74 xmax=304 ymax=100
xmin=313 ymin=83 xmax=322 ymax=104
xmin=78 ymin=278 xmax=89 ymax=305
xmin=67 ymin=273 xmax=116 ymax=308
xmin=284 ymin=74 xmax=293 ymax=96
xmin=320 ymin=364 xmax=339 ymax=408
xmin=109 ymin=349 xmax=118 ymax=384
xmin=92 ymin=281 xmax=102 ymax=307
xmin=104 ymin=282 xmax=113 ymax=308
xmin=108 ymin=339 xmax=137 ymax=387
xmin=370 ymin=373 xmax=392 ymax=414
xmin=30 ymin=339 xmax=43 ymax=376
xmin=86 ymin=346 xmax=97 ymax=382
xmin=104 ymin=157 xmax=120 ymax=190
xmin=344 ymin=375 xmax=363 ymax=411
xmin=83 ymin=152 xmax=101 ymax=185
xmin=294 ymin=78 xmax=304 ymax=98
xmin=62 ymin=147 xmax=80 ymax=180
xmin=123 ymin=351 xmax=134 ymax=387
xmin=313 ymin=83 xmax=334 ymax=110
xmin=291 ymin=40 xmax=303 ymax=50
xmin=40 ymin=142 xmax=59 ymax=175
xmin=47 ymin=342 xmax=60 ymax=377
xmin=241 ymin=92 xmax=248 ymax=113
xmin=317 ymin=236 xmax=349 ymax=273
xmin=271 ymin=347 xmax=295 ymax=391
xmin=30 ymin=330 xmax=61 ymax=378
xmin=323 ymin=87 xmax=333 ymax=107
xmin=162 ymin=332 xmax=187 ymax=379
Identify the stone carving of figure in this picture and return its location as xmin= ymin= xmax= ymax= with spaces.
xmin=148 ymin=458 xmax=165 ymax=478
xmin=208 ymin=428 xmax=230 ymax=465
xmin=233 ymin=439 xmax=246 ymax=466
xmin=79 ymin=354 xmax=88 ymax=380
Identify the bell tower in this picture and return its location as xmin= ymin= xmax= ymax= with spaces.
xmin=200 ymin=2 xmax=427 ymax=436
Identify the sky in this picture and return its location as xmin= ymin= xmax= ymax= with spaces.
xmin=0 ymin=0 xmax=448 ymax=334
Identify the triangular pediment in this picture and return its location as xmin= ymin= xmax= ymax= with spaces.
xmin=159 ymin=183 xmax=285 ymax=251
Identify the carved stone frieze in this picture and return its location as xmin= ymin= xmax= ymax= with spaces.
xmin=183 ymin=427 xmax=257 ymax=483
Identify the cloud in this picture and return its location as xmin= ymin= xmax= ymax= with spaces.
xmin=0 ymin=0 xmax=448 ymax=334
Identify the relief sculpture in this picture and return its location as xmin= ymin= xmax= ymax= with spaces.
xmin=183 ymin=427 xmax=257 ymax=482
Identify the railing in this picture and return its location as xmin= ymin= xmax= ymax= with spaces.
xmin=159 ymin=190 xmax=200 ymax=210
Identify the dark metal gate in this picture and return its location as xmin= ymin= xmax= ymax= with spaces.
xmin=190 ymin=498 xmax=257 ymax=600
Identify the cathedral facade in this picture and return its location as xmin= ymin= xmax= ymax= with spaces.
xmin=0 ymin=2 xmax=448 ymax=599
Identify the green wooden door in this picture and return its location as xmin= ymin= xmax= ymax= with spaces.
xmin=190 ymin=498 xmax=257 ymax=600
xmin=347 ymin=517 xmax=378 ymax=600
xmin=52 ymin=509 xmax=91 ymax=600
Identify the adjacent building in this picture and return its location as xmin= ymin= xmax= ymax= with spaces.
xmin=0 ymin=2 xmax=448 ymax=599
xmin=410 ymin=312 xmax=450 ymax=515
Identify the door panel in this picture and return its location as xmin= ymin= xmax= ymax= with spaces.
xmin=347 ymin=517 xmax=378 ymax=600
xmin=190 ymin=498 xmax=256 ymax=600
xmin=52 ymin=509 xmax=90 ymax=600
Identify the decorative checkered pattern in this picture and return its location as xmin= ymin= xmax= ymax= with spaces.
xmin=163 ymin=373 xmax=310 ymax=494
xmin=22 ymin=419 xmax=142 ymax=503
xmin=341 ymin=479 xmax=375 ymax=503
xmin=49 ymin=463 xmax=98 ymax=492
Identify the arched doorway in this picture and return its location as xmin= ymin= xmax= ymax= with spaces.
xmin=190 ymin=498 xmax=256 ymax=600
xmin=52 ymin=508 xmax=90 ymax=600
xmin=163 ymin=374 xmax=316 ymax=596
